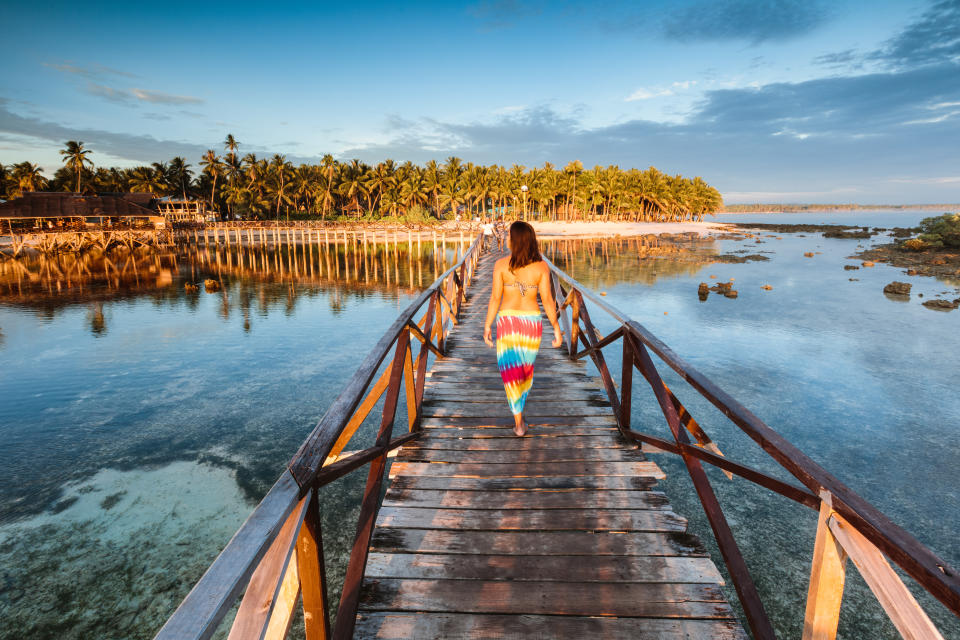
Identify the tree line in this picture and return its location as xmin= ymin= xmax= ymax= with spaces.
xmin=0 ymin=137 xmax=723 ymax=222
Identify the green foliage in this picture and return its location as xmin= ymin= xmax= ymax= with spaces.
xmin=916 ymin=213 xmax=960 ymax=248
xmin=8 ymin=138 xmax=725 ymax=223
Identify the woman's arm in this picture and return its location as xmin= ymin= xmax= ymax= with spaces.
xmin=537 ymin=264 xmax=564 ymax=348
xmin=483 ymin=262 xmax=503 ymax=347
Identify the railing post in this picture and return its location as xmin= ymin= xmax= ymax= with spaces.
xmin=332 ymin=330 xmax=410 ymax=640
xmin=803 ymin=493 xmax=848 ymax=640
xmin=569 ymin=292 xmax=580 ymax=359
xmin=621 ymin=331 xmax=634 ymax=432
xmin=298 ymin=489 xmax=330 ymax=640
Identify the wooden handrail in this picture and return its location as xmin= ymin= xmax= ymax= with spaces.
xmin=545 ymin=258 xmax=960 ymax=638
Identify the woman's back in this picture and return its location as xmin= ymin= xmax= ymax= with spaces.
xmin=496 ymin=257 xmax=546 ymax=312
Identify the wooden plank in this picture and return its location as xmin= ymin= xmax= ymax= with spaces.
xmin=354 ymin=612 xmax=748 ymax=640
xmin=381 ymin=488 xmax=670 ymax=510
xmin=374 ymin=506 xmax=687 ymax=532
xmin=297 ymin=491 xmax=330 ymax=640
xmin=396 ymin=447 xmax=644 ymax=463
xmin=419 ymin=416 xmax=617 ymax=427
xmin=411 ymin=434 xmax=627 ymax=450
xmin=828 ymin=514 xmax=945 ymax=640
xmin=228 ymin=492 xmax=309 ymax=640
xmin=414 ymin=426 xmax=619 ymax=439
xmin=388 ymin=460 xmax=666 ymax=479
xmin=803 ymin=500 xmax=848 ymax=640
xmin=369 ymin=528 xmax=708 ymax=557
xmin=421 ymin=403 xmax=614 ymax=417
xmin=364 ymin=552 xmax=723 ymax=583
xmin=358 ymin=578 xmax=733 ymax=618
xmin=386 ymin=475 xmax=657 ymax=492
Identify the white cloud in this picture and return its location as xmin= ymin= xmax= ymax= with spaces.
xmin=625 ymin=80 xmax=697 ymax=102
xmin=130 ymin=89 xmax=204 ymax=105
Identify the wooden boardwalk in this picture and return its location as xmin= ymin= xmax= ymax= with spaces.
xmin=354 ymin=251 xmax=746 ymax=639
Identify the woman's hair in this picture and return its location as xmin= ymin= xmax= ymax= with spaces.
xmin=508 ymin=221 xmax=543 ymax=271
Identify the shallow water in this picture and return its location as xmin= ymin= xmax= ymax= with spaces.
xmin=1 ymin=218 xmax=958 ymax=638
xmin=543 ymin=221 xmax=960 ymax=638
xmin=0 ymin=240 xmax=455 ymax=639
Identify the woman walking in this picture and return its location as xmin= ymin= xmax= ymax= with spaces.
xmin=483 ymin=222 xmax=563 ymax=436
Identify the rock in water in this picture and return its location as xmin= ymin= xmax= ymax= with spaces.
xmin=922 ymin=299 xmax=959 ymax=311
xmin=883 ymin=281 xmax=912 ymax=296
xmin=698 ymin=282 xmax=709 ymax=301
xmin=204 ymin=279 xmax=222 ymax=292
xmin=844 ymin=265 xmax=859 ymax=270
xmin=762 ymin=284 xmax=773 ymax=290
xmin=862 ymin=261 xmax=875 ymax=267
xmin=804 ymin=252 xmax=815 ymax=257
xmin=723 ymin=289 xmax=739 ymax=298
xmin=184 ymin=283 xmax=199 ymax=293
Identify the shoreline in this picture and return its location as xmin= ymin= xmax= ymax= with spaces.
xmin=530 ymin=220 xmax=732 ymax=238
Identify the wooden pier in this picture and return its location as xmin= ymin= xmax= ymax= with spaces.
xmin=157 ymin=233 xmax=960 ymax=640
xmin=352 ymin=250 xmax=744 ymax=638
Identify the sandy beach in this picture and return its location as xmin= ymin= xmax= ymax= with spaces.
xmin=529 ymin=220 xmax=732 ymax=238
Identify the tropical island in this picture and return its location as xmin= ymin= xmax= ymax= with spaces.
xmin=0 ymin=138 xmax=723 ymax=223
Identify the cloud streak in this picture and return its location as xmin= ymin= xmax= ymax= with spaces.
xmin=661 ymin=0 xmax=832 ymax=44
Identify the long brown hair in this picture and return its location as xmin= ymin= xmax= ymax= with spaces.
xmin=508 ymin=221 xmax=542 ymax=271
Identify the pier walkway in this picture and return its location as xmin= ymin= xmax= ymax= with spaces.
xmin=354 ymin=250 xmax=744 ymax=638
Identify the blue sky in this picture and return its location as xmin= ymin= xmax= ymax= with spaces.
xmin=1 ymin=0 xmax=958 ymax=203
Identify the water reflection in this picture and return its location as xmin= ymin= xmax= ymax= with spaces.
xmin=0 ymin=238 xmax=469 ymax=335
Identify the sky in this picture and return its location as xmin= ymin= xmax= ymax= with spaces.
xmin=1 ymin=0 xmax=958 ymax=203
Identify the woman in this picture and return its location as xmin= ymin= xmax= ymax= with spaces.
xmin=483 ymin=222 xmax=563 ymax=436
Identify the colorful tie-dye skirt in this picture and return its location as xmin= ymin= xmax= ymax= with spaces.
xmin=496 ymin=309 xmax=543 ymax=416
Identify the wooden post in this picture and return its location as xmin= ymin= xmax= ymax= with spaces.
xmin=803 ymin=495 xmax=848 ymax=640
xmin=298 ymin=490 xmax=330 ymax=640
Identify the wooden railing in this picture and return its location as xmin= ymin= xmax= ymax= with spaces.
xmin=545 ymin=259 xmax=959 ymax=640
xmin=154 ymin=233 xmax=484 ymax=640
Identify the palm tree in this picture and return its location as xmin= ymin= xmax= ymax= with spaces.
xmin=265 ymin=154 xmax=294 ymax=219
xmin=168 ymin=157 xmax=193 ymax=200
xmin=563 ymin=160 xmax=583 ymax=221
xmin=60 ymin=141 xmax=93 ymax=192
xmin=12 ymin=162 xmax=46 ymax=194
xmin=128 ymin=166 xmax=165 ymax=193
xmin=367 ymin=160 xmax=397 ymax=215
xmin=423 ymin=159 xmax=443 ymax=218
xmin=338 ymin=160 xmax=369 ymax=220
xmin=320 ymin=154 xmax=337 ymax=219
xmin=199 ymin=150 xmax=222 ymax=208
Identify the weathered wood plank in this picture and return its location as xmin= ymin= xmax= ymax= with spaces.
xmin=374 ymin=506 xmax=688 ymax=532
xmin=413 ymin=426 xmax=619 ymax=439
xmin=419 ymin=416 xmax=617 ymax=427
xmin=421 ymin=403 xmax=614 ymax=417
xmin=381 ymin=488 xmax=670 ymax=510
xmin=364 ymin=552 xmax=723 ymax=583
xmin=354 ymin=612 xmax=748 ymax=639
xmin=387 ymin=475 xmax=658 ymax=492
xmin=411 ymin=434 xmax=627 ymax=450
xmin=395 ymin=447 xmax=644 ymax=463
xmin=369 ymin=528 xmax=709 ymax=557
xmin=388 ymin=460 xmax=666 ymax=479
xmin=358 ymin=578 xmax=733 ymax=618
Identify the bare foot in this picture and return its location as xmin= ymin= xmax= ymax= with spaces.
xmin=513 ymin=417 xmax=528 ymax=437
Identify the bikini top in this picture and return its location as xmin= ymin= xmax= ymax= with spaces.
xmin=504 ymin=278 xmax=537 ymax=297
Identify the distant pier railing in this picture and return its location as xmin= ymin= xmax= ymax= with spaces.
xmin=154 ymin=233 xmax=484 ymax=640
xmin=544 ymin=258 xmax=959 ymax=640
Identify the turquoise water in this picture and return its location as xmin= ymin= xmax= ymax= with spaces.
xmin=1 ymin=217 xmax=958 ymax=638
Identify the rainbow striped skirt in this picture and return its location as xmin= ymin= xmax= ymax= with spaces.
xmin=496 ymin=309 xmax=543 ymax=416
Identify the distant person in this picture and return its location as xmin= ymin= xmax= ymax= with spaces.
xmin=494 ymin=216 xmax=505 ymax=251
xmin=483 ymin=222 xmax=563 ymax=436
xmin=481 ymin=218 xmax=495 ymax=250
